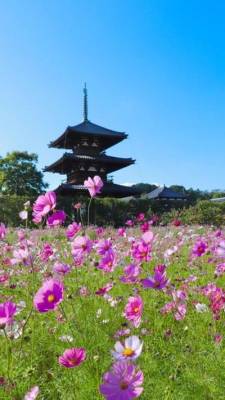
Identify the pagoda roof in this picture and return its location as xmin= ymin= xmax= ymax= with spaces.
xmin=44 ymin=152 xmax=135 ymax=174
xmin=49 ymin=120 xmax=127 ymax=151
xmin=55 ymin=182 xmax=141 ymax=198
xmin=146 ymin=186 xmax=187 ymax=200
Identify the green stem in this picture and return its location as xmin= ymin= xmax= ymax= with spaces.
xmin=3 ymin=329 xmax=12 ymax=381
xmin=87 ymin=197 xmax=93 ymax=226
xmin=18 ymin=307 xmax=33 ymax=356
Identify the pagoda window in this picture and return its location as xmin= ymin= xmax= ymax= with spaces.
xmin=88 ymin=166 xmax=97 ymax=172
xmin=81 ymin=138 xmax=89 ymax=146
xmin=92 ymin=139 xmax=99 ymax=147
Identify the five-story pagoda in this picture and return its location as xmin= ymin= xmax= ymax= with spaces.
xmin=45 ymin=86 xmax=139 ymax=198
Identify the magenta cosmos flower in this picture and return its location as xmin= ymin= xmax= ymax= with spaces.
xmin=142 ymin=264 xmax=169 ymax=290
xmin=124 ymin=296 xmax=143 ymax=328
xmin=192 ymin=240 xmax=207 ymax=258
xmin=84 ymin=175 xmax=103 ymax=197
xmin=47 ymin=210 xmax=66 ymax=227
xmin=33 ymin=279 xmax=64 ymax=313
xmin=0 ymin=301 xmax=17 ymax=326
xmin=100 ymin=361 xmax=144 ymax=400
xmin=120 ymin=264 xmax=141 ymax=284
xmin=58 ymin=348 xmax=86 ymax=368
xmin=53 ymin=262 xmax=71 ymax=275
xmin=32 ymin=191 xmax=56 ymax=223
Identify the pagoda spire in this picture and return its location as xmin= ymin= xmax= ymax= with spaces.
xmin=83 ymin=83 xmax=88 ymax=121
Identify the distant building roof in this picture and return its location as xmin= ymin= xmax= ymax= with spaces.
xmin=146 ymin=186 xmax=187 ymax=200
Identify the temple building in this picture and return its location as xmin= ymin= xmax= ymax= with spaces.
xmin=45 ymin=86 xmax=139 ymax=198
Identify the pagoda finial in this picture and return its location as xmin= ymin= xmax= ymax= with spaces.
xmin=83 ymin=83 xmax=88 ymax=121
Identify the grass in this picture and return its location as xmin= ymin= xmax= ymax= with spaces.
xmin=0 ymin=225 xmax=225 ymax=399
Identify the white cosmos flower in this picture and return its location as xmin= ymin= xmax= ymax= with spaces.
xmin=111 ymin=335 xmax=143 ymax=361
xmin=195 ymin=303 xmax=208 ymax=313
xmin=19 ymin=210 xmax=28 ymax=220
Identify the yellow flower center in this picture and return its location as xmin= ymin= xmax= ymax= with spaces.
xmin=47 ymin=294 xmax=55 ymax=303
xmin=134 ymin=307 xmax=139 ymax=313
xmin=123 ymin=347 xmax=134 ymax=357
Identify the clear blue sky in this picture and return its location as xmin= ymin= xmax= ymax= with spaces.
xmin=0 ymin=0 xmax=225 ymax=191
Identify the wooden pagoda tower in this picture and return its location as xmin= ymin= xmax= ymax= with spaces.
xmin=44 ymin=86 xmax=139 ymax=198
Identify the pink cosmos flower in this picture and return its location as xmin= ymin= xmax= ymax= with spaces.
xmin=96 ymin=227 xmax=105 ymax=235
xmin=33 ymin=279 xmax=64 ymax=313
xmin=172 ymin=219 xmax=182 ymax=227
xmin=118 ymin=227 xmax=126 ymax=237
xmin=192 ymin=240 xmax=207 ymax=258
xmin=208 ymin=288 xmax=225 ymax=320
xmin=71 ymin=235 xmax=92 ymax=259
xmin=84 ymin=175 xmax=103 ymax=197
xmin=32 ymin=191 xmax=56 ymax=223
xmin=215 ymin=241 xmax=225 ymax=257
xmin=98 ymin=250 xmax=116 ymax=273
xmin=125 ymin=219 xmax=134 ymax=227
xmin=100 ymin=361 xmax=144 ymax=399
xmin=66 ymin=222 xmax=82 ymax=239
xmin=0 ymin=302 xmax=17 ymax=326
xmin=73 ymin=202 xmax=81 ymax=210
xmin=24 ymin=386 xmax=39 ymax=400
xmin=142 ymin=264 xmax=169 ymax=290
xmin=96 ymin=239 xmax=113 ymax=255
xmin=0 ymin=223 xmax=6 ymax=240
xmin=53 ymin=262 xmax=71 ymax=275
xmin=120 ymin=264 xmax=141 ymax=284
xmin=111 ymin=336 xmax=143 ymax=361
xmin=131 ymin=240 xmax=151 ymax=263
xmin=164 ymin=245 xmax=178 ymax=259
xmin=140 ymin=222 xmax=150 ymax=233
xmin=214 ymin=334 xmax=223 ymax=344
xmin=136 ymin=213 xmax=145 ymax=222
xmin=58 ymin=348 xmax=86 ymax=368
xmin=47 ymin=210 xmax=66 ymax=227
xmin=142 ymin=231 xmax=154 ymax=244
xmin=161 ymin=290 xmax=187 ymax=321
xmin=124 ymin=296 xmax=143 ymax=328
xmin=96 ymin=282 xmax=114 ymax=296
xmin=174 ymin=303 xmax=187 ymax=321
xmin=11 ymin=247 xmax=31 ymax=266
xmin=40 ymin=243 xmax=54 ymax=262
xmin=215 ymin=263 xmax=225 ymax=277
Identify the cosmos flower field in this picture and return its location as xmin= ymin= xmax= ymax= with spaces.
xmin=0 ymin=191 xmax=225 ymax=399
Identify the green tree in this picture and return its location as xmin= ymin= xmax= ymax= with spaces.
xmin=0 ymin=151 xmax=48 ymax=196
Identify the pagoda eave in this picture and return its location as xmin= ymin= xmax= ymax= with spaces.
xmin=55 ymin=182 xmax=140 ymax=198
xmin=44 ymin=153 xmax=135 ymax=174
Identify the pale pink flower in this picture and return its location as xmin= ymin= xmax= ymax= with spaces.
xmin=71 ymin=235 xmax=92 ymax=259
xmin=24 ymin=386 xmax=39 ymax=400
xmin=32 ymin=191 xmax=56 ymax=223
xmin=84 ymin=175 xmax=103 ymax=197
xmin=0 ymin=223 xmax=6 ymax=240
